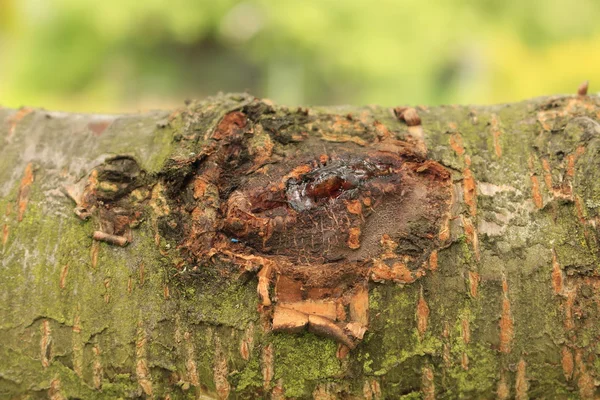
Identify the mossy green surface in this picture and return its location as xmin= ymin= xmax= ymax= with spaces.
xmin=272 ymin=332 xmax=342 ymax=398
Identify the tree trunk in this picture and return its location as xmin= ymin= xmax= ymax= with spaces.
xmin=2 ymin=93 xmax=600 ymax=399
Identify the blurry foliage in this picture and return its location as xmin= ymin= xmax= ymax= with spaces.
xmin=0 ymin=0 xmax=599 ymax=112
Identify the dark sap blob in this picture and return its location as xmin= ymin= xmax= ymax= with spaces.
xmin=286 ymin=158 xmax=391 ymax=211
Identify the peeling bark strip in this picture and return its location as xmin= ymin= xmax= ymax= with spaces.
xmin=4 ymin=92 xmax=600 ymax=398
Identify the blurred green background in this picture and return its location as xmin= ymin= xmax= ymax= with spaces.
xmin=1 ymin=0 xmax=599 ymax=113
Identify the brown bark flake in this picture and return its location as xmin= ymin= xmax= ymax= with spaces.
xmin=441 ymin=322 xmax=451 ymax=366
xmin=496 ymin=373 xmax=510 ymax=400
xmin=347 ymin=226 xmax=361 ymax=249
xmin=462 ymin=216 xmax=480 ymax=261
xmin=345 ymin=321 xmax=367 ymax=340
xmin=40 ymin=319 xmax=51 ymax=368
xmin=515 ymin=358 xmax=528 ymax=400
xmin=17 ymin=163 xmax=35 ymax=222
xmin=421 ymin=366 xmax=435 ymax=400
xmin=551 ymin=249 xmax=563 ymax=295
xmin=541 ymin=158 xmax=553 ymax=190
xmin=1 ymin=204 xmax=10 ymax=248
xmin=463 ymin=158 xmax=477 ymax=217
xmin=239 ymin=323 xmax=254 ymax=362
xmin=239 ymin=339 xmax=250 ymax=362
xmin=461 ymin=317 xmax=470 ymax=344
xmin=428 ymin=250 xmax=438 ymax=271
xmin=88 ymin=119 xmax=113 ymax=135
xmin=561 ymin=346 xmax=574 ymax=381
xmin=6 ymin=107 xmax=33 ymax=140
xmin=59 ymin=264 xmax=69 ymax=290
xmin=103 ymin=278 xmax=111 ymax=304
xmin=135 ymin=323 xmax=153 ymax=396
xmin=72 ymin=318 xmax=83 ymax=378
xmin=566 ymin=145 xmax=586 ymax=178
xmin=394 ymin=107 xmax=422 ymax=126
xmin=461 ymin=352 xmax=469 ymax=370
xmin=416 ymin=289 xmax=430 ymax=340
xmin=93 ymin=231 xmax=129 ymax=247
xmin=312 ymin=384 xmax=338 ymax=400
xmin=363 ymin=380 xmax=374 ymax=400
xmin=575 ymin=349 xmax=595 ymax=400
xmin=262 ymin=343 xmax=274 ymax=390
xmin=530 ymin=175 xmax=543 ymax=209
xmin=272 ymin=306 xmax=309 ymax=333
xmin=468 ymin=271 xmax=480 ymax=298
xmin=274 ymin=275 xmax=303 ymax=302
xmin=345 ymin=199 xmax=363 ymax=216
xmin=449 ymin=132 xmax=465 ymax=156
xmin=257 ymin=262 xmax=273 ymax=306
xmin=308 ymin=314 xmax=356 ymax=349
xmin=442 ymin=342 xmax=451 ymax=367
xmin=212 ymin=111 xmax=247 ymax=140
xmin=271 ymin=379 xmax=285 ymax=400
xmin=92 ymin=344 xmax=103 ymax=389
xmin=48 ymin=378 xmax=66 ymax=400
xmin=369 ymin=379 xmax=382 ymax=400
xmin=90 ymin=239 xmax=99 ymax=269
xmin=349 ymin=285 xmax=369 ymax=327
xmin=577 ymin=80 xmax=589 ymax=96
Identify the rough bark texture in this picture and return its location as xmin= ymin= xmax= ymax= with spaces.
xmin=2 ymin=93 xmax=600 ymax=399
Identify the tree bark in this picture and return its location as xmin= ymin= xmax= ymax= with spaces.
xmin=2 ymin=93 xmax=600 ymax=399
